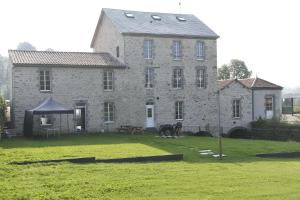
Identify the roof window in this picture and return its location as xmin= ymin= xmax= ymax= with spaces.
xmin=151 ymin=15 xmax=161 ymax=20
xmin=125 ymin=12 xmax=134 ymax=18
xmin=176 ymin=16 xmax=186 ymax=22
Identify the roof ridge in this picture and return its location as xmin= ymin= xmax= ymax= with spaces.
xmin=102 ymin=8 xmax=194 ymax=16
xmin=8 ymin=49 xmax=110 ymax=54
xmin=250 ymin=77 xmax=257 ymax=88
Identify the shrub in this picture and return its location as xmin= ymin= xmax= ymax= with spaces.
xmin=250 ymin=118 xmax=300 ymax=141
xmin=0 ymin=96 xmax=6 ymax=133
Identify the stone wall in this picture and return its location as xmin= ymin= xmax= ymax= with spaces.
xmin=122 ymin=35 xmax=219 ymax=134
xmin=253 ymin=89 xmax=282 ymax=120
xmin=219 ymin=81 xmax=252 ymax=134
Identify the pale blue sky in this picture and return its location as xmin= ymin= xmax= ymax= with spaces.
xmin=1 ymin=0 xmax=299 ymax=88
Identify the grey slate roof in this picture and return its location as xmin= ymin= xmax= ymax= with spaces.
xmin=8 ymin=50 xmax=126 ymax=68
xmin=91 ymin=8 xmax=218 ymax=47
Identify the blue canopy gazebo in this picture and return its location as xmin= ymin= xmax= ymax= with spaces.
xmin=23 ymin=97 xmax=74 ymax=137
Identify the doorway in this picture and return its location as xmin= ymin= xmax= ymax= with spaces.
xmin=146 ymin=103 xmax=154 ymax=128
xmin=75 ymin=106 xmax=86 ymax=131
xmin=265 ymin=97 xmax=274 ymax=119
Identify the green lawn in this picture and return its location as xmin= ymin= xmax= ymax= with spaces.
xmin=0 ymin=133 xmax=300 ymax=200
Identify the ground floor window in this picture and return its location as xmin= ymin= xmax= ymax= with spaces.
xmin=104 ymin=102 xmax=114 ymax=122
xmin=232 ymin=99 xmax=241 ymax=118
xmin=175 ymin=101 xmax=183 ymax=120
xmin=265 ymin=97 xmax=273 ymax=111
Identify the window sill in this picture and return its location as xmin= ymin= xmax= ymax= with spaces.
xmin=173 ymin=58 xmax=182 ymax=61
xmin=144 ymin=58 xmax=153 ymax=60
xmin=196 ymin=58 xmax=205 ymax=61
xmin=233 ymin=117 xmax=241 ymax=119
xmin=40 ymin=90 xmax=52 ymax=93
xmin=104 ymin=121 xmax=115 ymax=124
xmin=104 ymin=90 xmax=113 ymax=92
xmin=172 ymin=87 xmax=183 ymax=90
xmin=176 ymin=119 xmax=184 ymax=121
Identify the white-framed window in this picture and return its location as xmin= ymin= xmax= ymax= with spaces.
xmin=39 ymin=70 xmax=51 ymax=91
xmin=233 ymin=99 xmax=241 ymax=118
xmin=104 ymin=102 xmax=114 ymax=122
xmin=175 ymin=101 xmax=184 ymax=120
xmin=173 ymin=41 xmax=182 ymax=60
xmin=196 ymin=41 xmax=205 ymax=60
xmin=196 ymin=69 xmax=205 ymax=88
xmin=145 ymin=67 xmax=154 ymax=88
xmin=144 ymin=39 xmax=153 ymax=59
xmin=265 ymin=97 xmax=273 ymax=111
xmin=103 ymin=70 xmax=113 ymax=91
xmin=173 ymin=68 xmax=183 ymax=89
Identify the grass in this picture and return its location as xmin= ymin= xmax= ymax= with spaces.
xmin=0 ymin=133 xmax=300 ymax=200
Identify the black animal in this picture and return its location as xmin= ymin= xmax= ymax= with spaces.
xmin=159 ymin=122 xmax=182 ymax=137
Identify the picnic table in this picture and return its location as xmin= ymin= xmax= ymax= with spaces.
xmin=117 ymin=125 xmax=144 ymax=134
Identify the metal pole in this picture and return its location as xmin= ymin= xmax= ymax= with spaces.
xmin=292 ymin=98 xmax=294 ymax=116
xmin=217 ymin=90 xmax=222 ymax=160
xmin=59 ymin=114 xmax=61 ymax=136
xmin=67 ymin=114 xmax=69 ymax=134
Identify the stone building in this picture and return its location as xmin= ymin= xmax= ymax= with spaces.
xmin=8 ymin=8 xmax=220 ymax=135
xmin=218 ymin=77 xmax=283 ymax=134
xmin=8 ymin=8 xmax=283 ymax=136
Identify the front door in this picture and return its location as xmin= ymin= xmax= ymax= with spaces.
xmin=265 ymin=97 xmax=274 ymax=119
xmin=146 ymin=105 xmax=154 ymax=127
xmin=75 ymin=107 xmax=86 ymax=131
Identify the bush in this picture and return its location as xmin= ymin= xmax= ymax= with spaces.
xmin=0 ymin=96 xmax=6 ymax=133
xmin=250 ymin=118 xmax=300 ymax=141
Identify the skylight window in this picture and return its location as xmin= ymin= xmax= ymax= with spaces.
xmin=151 ymin=15 xmax=161 ymax=20
xmin=176 ymin=16 xmax=186 ymax=22
xmin=124 ymin=12 xmax=134 ymax=18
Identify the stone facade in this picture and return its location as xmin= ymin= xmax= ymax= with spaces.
xmin=253 ymin=89 xmax=282 ymax=120
xmin=219 ymin=81 xmax=252 ymax=134
xmin=219 ymin=80 xmax=283 ymax=134
xmin=10 ymin=11 xmax=219 ymax=135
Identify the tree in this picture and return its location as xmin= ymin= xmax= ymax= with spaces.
xmin=17 ymin=42 xmax=36 ymax=51
xmin=0 ymin=95 xmax=6 ymax=133
xmin=218 ymin=59 xmax=252 ymax=80
xmin=218 ymin=64 xmax=230 ymax=80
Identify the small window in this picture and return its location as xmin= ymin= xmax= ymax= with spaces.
xmin=39 ymin=70 xmax=51 ymax=91
xmin=125 ymin=12 xmax=134 ymax=18
xmin=172 ymin=41 xmax=182 ymax=60
xmin=151 ymin=15 xmax=161 ymax=20
xmin=116 ymin=46 xmax=119 ymax=58
xmin=233 ymin=99 xmax=241 ymax=118
xmin=196 ymin=69 xmax=206 ymax=88
xmin=175 ymin=101 xmax=184 ymax=120
xmin=173 ymin=69 xmax=183 ymax=89
xmin=145 ymin=67 xmax=154 ymax=88
xmin=104 ymin=102 xmax=114 ymax=122
xmin=265 ymin=97 xmax=273 ymax=111
xmin=176 ymin=16 xmax=186 ymax=22
xmin=144 ymin=39 xmax=153 ymax=59
xmin=103 ymin=70 xmax=113 ymax=91
xmin=196 ymin=41 xmax=205 ymax=60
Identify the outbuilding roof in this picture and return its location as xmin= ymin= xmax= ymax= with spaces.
xmin=91 ymin=8 xmax=219 ymax=47
xmin=8 ymin=50 xmax=126 ymax=68
xmin=218 ymin=77 xmax=283 ymax=90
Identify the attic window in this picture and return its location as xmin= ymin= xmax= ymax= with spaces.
xmin=176 ymin=16 xmax=186 ymax=22
xmin=151 ymin=15 xmax=161 ymax=20
xmin=125 ymin=12 xmax=134 ymax=18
